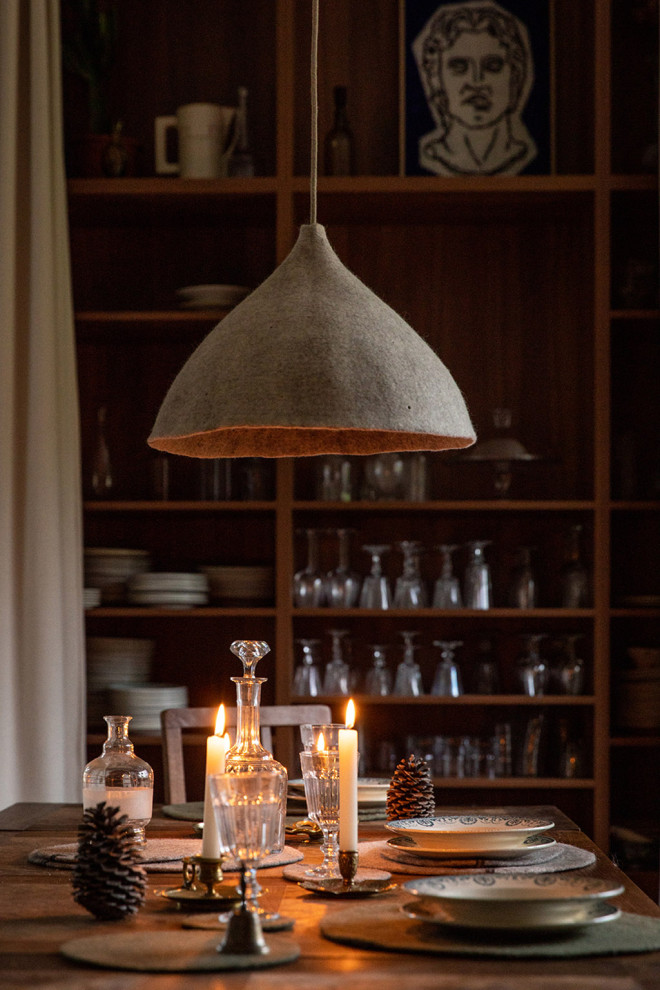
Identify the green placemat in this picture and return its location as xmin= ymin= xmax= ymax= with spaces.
xmin=321 ymin=897 xmax=660 ymax=959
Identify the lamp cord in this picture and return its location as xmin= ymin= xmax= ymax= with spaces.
xmin=310 ymin=0 xmax=319 ymax=225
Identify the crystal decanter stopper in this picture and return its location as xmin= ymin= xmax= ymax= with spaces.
xmin=82 ymin=715 xmax=154 ymax=846
xmin=224 ymin=640 xmax=287 ymax=780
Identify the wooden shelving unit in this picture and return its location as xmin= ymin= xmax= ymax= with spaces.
xmin=66 ymin=0 xmax=658 ymax=856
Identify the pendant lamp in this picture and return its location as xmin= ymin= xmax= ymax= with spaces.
xmin=148 ymin=1 xmax=475 ymax=460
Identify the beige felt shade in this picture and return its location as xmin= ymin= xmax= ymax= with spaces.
xmin=149 ymin=224 xmax=475 ymax=458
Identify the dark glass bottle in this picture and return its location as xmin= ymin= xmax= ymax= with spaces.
xmin=324 ymin=85 xmax=354 ymax=176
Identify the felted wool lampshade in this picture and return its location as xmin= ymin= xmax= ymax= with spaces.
xmin=148 ymin=223 xmax=475 ymax=459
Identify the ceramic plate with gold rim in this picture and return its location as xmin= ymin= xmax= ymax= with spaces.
xmin=386 ymin=831 xmax=557 ymax=860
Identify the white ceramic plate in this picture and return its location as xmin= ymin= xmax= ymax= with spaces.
xmin=404 ymin=873 xmax=624 ymax=904
xmin=176 ymin=284 xmax=251 ymax=308
xmin=386 ymin=832 xmax=557 ymax=860
xmin=386 ymin=815 xmax=553 ymax=853
xmin=288 ymin=777 xmax=388 ymax=806
xmin=401 ymin=897 xmax=622 ymax=933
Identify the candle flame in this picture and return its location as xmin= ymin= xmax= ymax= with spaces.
xmin=317 ymin=730 xmax=326 ymax=752
xmin=215 ymin=704 xmax=225 ymax=736
xmin=345 ymin=698 xmax=356 ymax=729
xmin=223 ymin=732 xmax=230 ymax=748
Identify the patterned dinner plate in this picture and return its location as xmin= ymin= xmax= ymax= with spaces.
xmin=386 ymin=832 xmax=557 ymax=860
xmin=385 ymin=815 xmax=554 ymax=853
xmin=401 ymin=896 xmax=622 ymax=933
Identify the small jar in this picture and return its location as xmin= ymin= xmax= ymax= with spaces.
xmin=82 ymin=715 xmax=154 ymax=846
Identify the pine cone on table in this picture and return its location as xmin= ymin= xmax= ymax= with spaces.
xmin=72 ymin=801 xmax=147 ymax=920
xmin=386 ymin=754 xmax=435 ymax=821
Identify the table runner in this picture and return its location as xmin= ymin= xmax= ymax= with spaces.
xmin=321 ymin=897 xmax=660 ymax=959
xmin=357 ymin=840 xmax=595 ymax=875
xmin=28 ymin=840 xmax=303 ymax=873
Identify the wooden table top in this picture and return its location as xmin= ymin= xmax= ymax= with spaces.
xmin=1 ymin=802 xmax=659 ymax=989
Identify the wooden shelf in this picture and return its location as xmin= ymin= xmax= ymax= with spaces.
xmin=297 ymin=694 xmax=595 ymax=707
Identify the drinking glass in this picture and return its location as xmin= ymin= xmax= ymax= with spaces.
xmin=364 ymin=644 xmax=392 ymax=695
xmin=292 ymin=638 xmax=323 ymax=697
xmin=518 ymin=633 xmax=548 ymax=696
xmin=209 ymin=770 xmax=286 ymax=922
xmin=361 ymin=453 xmax=406 ymax=500
xmin=432 ymin=544 xmax=462 ymax=607
xmin=359 ymin=544 xmax=392 ymax=609
xmin=393 ymin=540 xmax=428 ymax=608
xmin=464 ymin=540 xmax=493 ymax=609
xmin=323 ymin=629 xmax=351 ymax=695
xmin=300 ymin=723 xmax=343 ymax=752
xmin=293 ymin=528 xmax=326 ymax=607
xmin=473 ymin=637 xmax=500 ymax=694
xmin=431 ymin=640 xmax=464 ymax=697
xmin=299 ymin=749 xmax=340 ymax=879
xmin=507 ymin=546 xmax=537 ymax=608
xmin=315 ymin=455 xmax=354 ymax=502
xmin=326 ymin=528 xmax=361 ymax=608
xmin=393 ymin=630 xmax=424 ymax=695
xmin=554 ymin=633 xmax=585 ymax=695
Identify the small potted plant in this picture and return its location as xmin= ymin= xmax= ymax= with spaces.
xmin=61 ymin=0 xmax=138 ymax=176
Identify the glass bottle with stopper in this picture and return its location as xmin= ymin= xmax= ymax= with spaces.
xmin=225 ymin=640 xmax=287 ymax=782
xmin=324 ymin=85 xmax=354 ymax=176
xmin=82 ymin=715 xmax=153 ymax=846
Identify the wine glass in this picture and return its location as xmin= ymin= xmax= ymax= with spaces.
xmin=393 ymin=540 xmax=428 ymax=608
xmin=323 ymin=629 xmax=351 ymax=695
xmin=293 ymin=528 xmax=326 ymax=607
xmin=362 ymin=453 xmax=406 ymax=500
xmin=464 ymin=540 xmax=493 ymax=609
xmin=518 ymin=633 xmax=548 ymax=696
xmin=507 ymin=546 xmax=537 ymax=608
xmin=364 ymin=644 xmax=392 ymax=695
xmin=359 ymin=544 xmax=392 ymax=609
xmin=431 ymin=640 xmax=464 ymax=697
xmin=209 ymin=770 xmax=287 ymax=929
xmin=292 ymin=638 xmax=323 ymax=696
xmin=393 ymin=630 xmax=424 ymax=695
xmin=325 ymin=528 xmax=361 ymax=607
xmin=299 ymin=748 xmax=341 ymax=879
xmin=432 ymin=544 xmax=462 ymax=607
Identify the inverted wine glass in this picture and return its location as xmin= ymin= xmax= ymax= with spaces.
xmin=293 ymin=528 xmax=326 ymax=607
xmin=393 ymin=630 xmax=424 ymax=695
xmin=292 ymin=638 xmax=323 ymax=697
xmin=431 ymin=640 xmax=464 ymax=697
xmin=323 ymin=629 xmax=351 ymax=695
xmin=393 ymin=540 xmax=428 ymax=608
xmin=326 ymin=528 xmax=361 ymax=608
xmin=432 ymin=544 xmax=462 ymax=608
xmin=359 ymin=544 xmax=392 ymax=609
xmin=364 ymin=644 xmax=392 ymax=695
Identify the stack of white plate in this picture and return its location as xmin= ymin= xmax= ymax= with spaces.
xmin=86 ymin=637 xmax=155 ymax=727
xmin=107 ymin=683 xmax=189 ymax=732
xmin=385 ymin=814 xmax=556 ymax=860
xmin=200 ymin=565 xmax=274 ymax=603
xmin=176 ymin=284 xmax=251 ymax=309
xmin=84 ymin=548 xmax=151 ymax=604
xmin=127 ymin=572 xmax=209 ymax=608
xmin=402 ymin=873 xmax=624 ymax=933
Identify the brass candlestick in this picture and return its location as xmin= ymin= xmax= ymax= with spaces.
xmin=162 ymin=854 xmax=240 ymax=911
xmin=338 ymin=849 xmax=358 ymax=886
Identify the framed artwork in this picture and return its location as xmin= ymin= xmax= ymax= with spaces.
xmin=401 ymin=0 xmax=553 ymax=176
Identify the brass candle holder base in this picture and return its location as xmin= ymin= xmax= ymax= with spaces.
xmin=338 ymin=849 xmax=359 ymax=886
xmin=162 ymin=854 xmax=240 ymax=911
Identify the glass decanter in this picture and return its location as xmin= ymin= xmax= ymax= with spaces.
xmin=225 ymin=640 xmax=287 ymax=781
xmin=82 ymin=715 xmax=154 ymax=846
xmin=432 ymin=544 xmax=462 ymax=608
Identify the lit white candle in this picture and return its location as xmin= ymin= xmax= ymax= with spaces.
xmin=201 ymin=705 xmax=226 ymax=859
xmin=338 ymin=699 xmax=358 ymax=851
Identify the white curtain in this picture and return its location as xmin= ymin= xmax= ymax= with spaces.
xmin=0 ymin=0 xmax=85 ymax=807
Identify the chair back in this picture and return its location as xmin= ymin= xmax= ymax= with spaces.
xmin=160 ymin=703 xmax=332 ymax=804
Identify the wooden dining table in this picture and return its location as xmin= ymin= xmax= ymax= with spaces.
xmin=1 ymin=801 xmax=659 ymax=989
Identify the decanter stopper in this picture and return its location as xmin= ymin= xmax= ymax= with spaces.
xmin=225 ymin=640 xmax=287 ymax=780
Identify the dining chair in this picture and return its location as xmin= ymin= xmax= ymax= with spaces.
xmin=160 ymin=703 xmax=332 ymax=804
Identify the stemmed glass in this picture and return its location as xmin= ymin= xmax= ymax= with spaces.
xmin=292 ymin=638 xmax=323 ymax=697
xmin=393 ymin=630 xmax=424 ymax=695
xmin=432 ymin=544 xmax=462 ymax=607
xmin=209 ymin=770 xmax=287 ymax=932
xmin=393 ymin=540 xmax=428 ymax=608
xmin=359 ymin=544 xmax=392 ymax=609
xmin=431 ymin=640 xmax=464 ymax=696
xmin=464 ymin=540 xmax=493 ymax=609
xmin=364 ymin=644 xmax=392 ymax=695
xmin=325 ymin=528 xmax=361 ymax=607
xmin=323 ymin=629 xmax=351 ymax=695
xmin=518 ymin=633 xmax=548 ymax=696
xmin=293 ymin=528 xmax=326 ymax=607
xmin=299 ymin=748 xmax=341 ymax=879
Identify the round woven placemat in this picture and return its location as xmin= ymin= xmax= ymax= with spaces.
xmin=357 ymin=840 xmax=595 ymax=876
xmin=321 ymin=898 xmax=660 ymax=959
xmin=61 ymin=930 xmax=300 ymax=971
xmin=29 ymin=840 xmax=302 ymax=873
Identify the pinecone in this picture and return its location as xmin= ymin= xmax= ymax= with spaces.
xmin=72 ymin=802 xmax=147 ymax=920
xmin=386 ymin=754 xmax=435 ymax=821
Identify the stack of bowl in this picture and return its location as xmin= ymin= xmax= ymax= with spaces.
xmin=200 ymin=564 xmax=274 ymax=604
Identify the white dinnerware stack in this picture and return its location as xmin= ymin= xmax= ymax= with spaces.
xmin=84 ymin=548 xmax=151 ymax=604
xmin=107 ymin=683 xmax=189 ymax=732
xmin=83 ymin=587 xmax=101 ymax=610
xmin=86 ymin=636 xmax=155 ymax=728
xmin=200 ymin=564 xmax=274 ymax=603
xmin=126 ymin=571 xmax=209 ymax=608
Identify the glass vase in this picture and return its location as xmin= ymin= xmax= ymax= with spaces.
xmin=82 ymin=715 xmax=153 ymax=846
